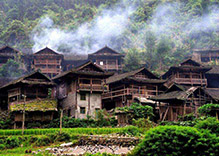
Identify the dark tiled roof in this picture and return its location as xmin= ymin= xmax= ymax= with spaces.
xmin=0 ymin=71 xmax=54 ymax=89
xmin=206 ymin=66 xmax=219 ymax=74
xmin=106 ymin=67 xmax=159 ymax=84
xmin=53 ymin=61 xmax=113 ymax=80
xmin=150 ymin=87 xmax=198 ymax=101
xmin=205 ymin=88 xmax=219 ymax=101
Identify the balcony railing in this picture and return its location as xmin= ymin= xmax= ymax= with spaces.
xmin=78 ymin=84 xmax=108 ymax=92
xmin=165 ymin=76 xmax=208 ymax=87
xmin=102 ymin=88 xmax=162 ymax=100
xmin=174 ymin=78 xmax=207 ymax=85
xmin=96 ymin=64 xmax=123 ymax=70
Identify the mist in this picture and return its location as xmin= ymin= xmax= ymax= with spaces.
xmin=130 ymin=2 xmax=219 ymax=49
xmin=31 ymin=1 xmax=219 ymax=54
xmin=31 ymin=1 xmax=135 ymax=54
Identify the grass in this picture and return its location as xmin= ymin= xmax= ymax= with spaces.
xmin=0 ymin=146 xmax=50 ymax=156
xmin=0 ymin=127 xmax=141 ymax=136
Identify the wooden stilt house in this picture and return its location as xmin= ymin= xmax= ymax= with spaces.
xmin=162 ymin=59 xmax=211 ymax=88
xmin=32 ymin=47 xmax=64 ymax=78
xmin=88 ymin=46 xmax=125 ymax=72
xmin=0 ymin=71 xmax=57 ymax=128
xmin=150 ymin=84 xmax=215 ymax=121
xmin=53 ymin=61 xmax=113 ymax=119
xmin=0 ymin=46 xmax=21 ymax=67
xmin=102 ymin=67 xmax=166 ymax=110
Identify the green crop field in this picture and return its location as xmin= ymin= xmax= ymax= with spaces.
xmin=0 ymin=127 xmax=142 ymax=136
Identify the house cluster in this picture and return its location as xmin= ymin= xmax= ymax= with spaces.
xmin=0 ymin=45 xmax=218 ymax=127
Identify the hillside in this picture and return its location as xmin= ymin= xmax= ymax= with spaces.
xmin=0 ymin=0 xmax=218 ymax=73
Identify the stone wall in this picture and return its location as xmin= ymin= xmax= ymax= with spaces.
xmin=78 ymin=135 xmax=139 ymax=147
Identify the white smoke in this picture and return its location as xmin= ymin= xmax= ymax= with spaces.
xmin=31 ymin=1 xmax=219 ymax=54
xmin=31 ymin=2 xmax=135 ymax=54
xmin=128 ymin=2 xmax=219 ymax=49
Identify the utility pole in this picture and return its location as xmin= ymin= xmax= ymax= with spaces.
xmin=22 ymin=95 xmax=26 ymax=135
xmin=60 ymin=109 xmax=63 ymax=134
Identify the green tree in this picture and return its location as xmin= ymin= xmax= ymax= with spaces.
xmin=123 ymin=48 xmax=142 ymax=72
xmin=0 ymin=59 xmax=24 ymax=78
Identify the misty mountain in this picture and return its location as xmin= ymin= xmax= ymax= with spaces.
xmin=0 ymin=0 xmax=218 ymax=73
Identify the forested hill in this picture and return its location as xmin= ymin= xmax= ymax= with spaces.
xmin=0 ymin=0 xmax=218 ymax=73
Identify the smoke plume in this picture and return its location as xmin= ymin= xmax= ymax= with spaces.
xmin=31 ymin=1 xmax=135 ymax=54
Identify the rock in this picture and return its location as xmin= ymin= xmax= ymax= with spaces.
xmin=60 ymin=142 xmax=73 ymax=147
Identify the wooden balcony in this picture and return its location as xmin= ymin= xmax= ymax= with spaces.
xmin=39 ymin=68 xmax=61 ymax=74
xmin=78 ymin=84 xmax=108 ymax=92
xmin=102 ymin=88 xmax=161 ymax=100
xmin=96 ymin=64 xmax=123 ymax=70
xmin=165 ymin=76 xmax=208 ymax=87
xmin=174 ymin=78 xmax=207 ymax=85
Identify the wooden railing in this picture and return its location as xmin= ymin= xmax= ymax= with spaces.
xmin=166 ymin=77 xmax=208 ymax=87
xmin=78 ymin=84 xmax=108 ymax=92
xmin=34 ymin=60 xmax=61 ymax=65
xmin=174 ymin=78 xmax=207 ymax=85
xmin=96 ymin=64 xmax=123 ymax=70
xmin=40 ymin=68 xmax=61 ymax=74
xmin=102 ymin=88 xmax=161 ymax=99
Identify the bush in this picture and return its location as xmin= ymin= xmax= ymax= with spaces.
xmin=198 ymin=103 xmax=219 ymax=117
xmin=55 ymin=132 xmax=71 ymax=142
xmin=0 ymin=144 xmax=5 ymax=150
xmin=195 ymin=117 xmax=219 ymax=136
xmin=116 ymin=103 xmax=154 ymax=124
xmin=5 ymin=136 xmax=21 ymax=148
xmin=45 ymin=115 xmax=117 ymax=128
xmin=132 ymin=118 xmax=155 ymax=130
xmin=129 ymin=126 xmax=219 ymax=156
xmin=119 ymin=126 xmax=140 ymax=136
xmin=35 ymin=136 xmax=51 ymax=146
xmin=27 ymin=122 xmax=41 ymax=129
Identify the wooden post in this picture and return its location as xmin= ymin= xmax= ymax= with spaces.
xmin=22 ymin=95 xmax=26 ymax=135
xmin=60 ymin=109 xmax=63 ymax=134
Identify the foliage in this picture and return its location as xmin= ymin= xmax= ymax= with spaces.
xmin=129 ymin=125 xmax=219 ymax=156
xmin=118 ymin=126 xmax=140 ymax=136
xmin=5 ymin=136 xmax=21 ymax=149
xmin=195 ymin=117 xmax=219 ymax=136
xmin=0 ymin=59 xmax=25 ymax=78
xmin=0 ymin=118 xmax=13 ymax=129
xmin=198 ymin=103 xmax=219 ymax=117
xmin=34 ymin=136 xmax=51 ymax=147
xmin=132 ymin=118 xmax=155 ymax=130
xmin=116 ymin=103 xmax=154 ymax=123
xmin=55 ymin=132 xmax=71 ymax=142
xmin=0 ymin=0 xmax=217 ymax=74
xmin=44 ymin=115 xmax=117 ymax=129
xmin=0 ymin=127 xmax=142 ymax=136
xmin=95 ymin=109 xmax=117 ymax=127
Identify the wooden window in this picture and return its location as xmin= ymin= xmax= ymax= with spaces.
xmin=80 ymin=93 xmax=86 ymax=101
xmin=80 ymin=107 xmax=86 ymax=114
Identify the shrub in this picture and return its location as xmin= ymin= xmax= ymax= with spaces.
xmin=119 ymin=126 xmax=140 ymax=136
xmin=27 ymin=122 xmax=41 ymax=128
xmin=55 ymin=132 xmax=71 ymax=142
xmin=116 ymin=103 xmax=154 ymax=124
xmin=0 ymin=144 xmax=5 ymax=150
xmin=198 ymin=103 xmax=219 ymax=118
xmin=35 ymin=136 xmax=51 ymax=146
xmin=132 ymin=118 xmax=155 ymax=130
xmin=5 ymin=136 xmax=20 ymax=148
xmin=129 ymin=126 xmax=219 ymax=156
xmin=195 ymin=117 xmax=219 ymax=136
